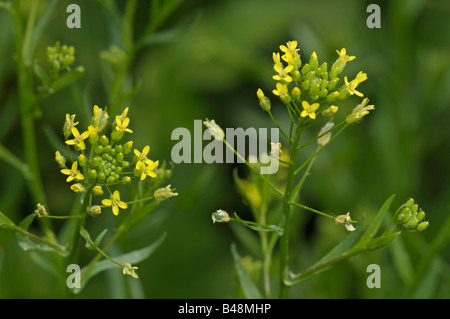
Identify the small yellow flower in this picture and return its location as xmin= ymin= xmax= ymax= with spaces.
xmin=345 ymin=98 xmax=375 ymax=124
xmin=273 ymin=51 xmax=294 ymax=83
xmin=301 ymin=101 xmax=320 ymax=119
xmin=114 ymin=116 xmax=133 ymax=134
xmin=88 ymin=205 xmax=102 ymax=216
xmin=342 ymin=71 xmax=367 ymax=98
xmin=122 ymin=262 xmax=138 ymax=279
xmin=136 ymin=160 xmax=159 ymax=180
xmin=102 ymin=190 xmax=128 ymax=216
xmin=336 ymin=48 xmax=356 ymax=63
xmin=256 ymin=88 xmax=271 ymax=112
xmin=87 ymin=125 xmax=98 ymax=144
xmin=154 ymin=185 xmax=179 ymax=201
xmin=322 ymin=105 xmax=338 ymax=117
xmin=55 ymin=151 xmax=66 ymax=167
xmin=70 ymin=183 xmax=85 ymax=193
xmin=134 ymin=145 xmax=152 ymax=168
xmin=60 ymin=161 xmax=84 ymax=182
xmin=272 ymin=83 xmax=291 ymax=104
xmin=65 ymin=127 xmax=90 ymax=150
xmin=63 ymin=114 xmax=79 ymax=139
xmin=92 ymin=105 xmax=109 ymax=132
xmin=93 ymin=185 xmax=104 ymax=196
xmin=335 ymin=212 xmax=356 ymax=232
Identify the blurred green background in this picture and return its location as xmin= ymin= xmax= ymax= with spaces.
xmin=0 ymin=0 xmax=449 ymax=298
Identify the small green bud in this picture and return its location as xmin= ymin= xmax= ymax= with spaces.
xmin=318 ymin=88 xmax=328 ymax=98
xmin=256 ymin=89 xmax=271 ymax=112
xmin=122 ymin=161 xmax=130 ymax=168
xmin=305 ymin=71 xmax=315 ymax=82
xmin=55 ymin=151 xmax=66 ymax=168
xmin=407 ymin=217 xmax=419 ymax=229
xmin=411 ymin=204 xmax=418 ymax=214
xmin=326 ymin=91 xmax=339 ymax=102
xmin=301 ymin=63 xmax=310 ymax=75
xmin=320 ymin=79 xmax=329 ymax=90
xmin=291 ymin=87 xmax=301 ymax=102
xmin=406 ymin=198 xmax=415 ymax=207
xmin=106 ymin=176 xmax=116 ymax=183
xmin=123 ymin=141 xmax=133 ymax=154
xmin=95 ymin=145 xmax=103 ymax=154
xmin=99 ymin=135 xmax=109 ymax=146
xmin=116 ymin=152 xmax=124 ymax=162
xmin=122 ymin=176 xmax=131 ymax=185
xmin=92 ymin=185 xmax=104 ymax=196
xmin=309 ymin=51 xmax=318 ymax=70
xmin=293 ymin=70 xmax=301 ymax=82
xmin=416 ymin=210 xmax=425 ymax=222
xmin=98 ymin=172 xmax=106 ymax=181
xmin=301 ymin=80 xmax=310 ymax=91
xmin=327 ymin=78 xmax=340 ymax=91
xmin=91 ymin=157 xmax=100 ymax=168
xmin=115 ymin=167 xmax=122 ymax=174
xmin=417 ymin=221 xmax=429 ymax=232
xmin=88 ymin=169 xmax=97 ymax=179
xmin=115 ymin=145 xmax=123 ymax=153
xmin=78 ymin=154 xmax=87 ymax=166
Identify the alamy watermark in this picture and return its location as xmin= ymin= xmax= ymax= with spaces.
xmin=171 ymin=120 xmax=280 ymax=174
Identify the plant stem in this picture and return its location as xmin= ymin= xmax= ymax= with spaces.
xmin=278 ymin=122 xmax=303 ymax=298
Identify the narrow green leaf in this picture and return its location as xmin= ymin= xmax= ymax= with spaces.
xmin=26 ymin=0 xmax=58 ymax=62
xmin=234 ymin=213 xmax=283 ymax=236
xmin=230 ymin=243 xmax=263 ymax=299
xmin=356 ymin=194 xmax=396 ymax=247
xmin=0 ymin=211 xmax=16 ymax=229
xmin=361 ymin=232 xmax=401 ymax=250
xmin=49 ymin=66 xmax=85 ymax=93
xmin=389 ymin=236 xmax=415 ymax=286
xmin=74 ymin=233 xmax=166 ymax=294
xmin=287 ymin=218 xmax=365 ymax=286
xmin=80 ymin=227 xmax=94 ymax=249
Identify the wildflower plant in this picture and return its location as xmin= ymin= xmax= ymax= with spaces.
xmin=207 ymin=41 xmax=429 ymax=298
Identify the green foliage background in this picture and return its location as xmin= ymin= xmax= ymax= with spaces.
xmin=0 ymin=0 xmax=449 ymax=298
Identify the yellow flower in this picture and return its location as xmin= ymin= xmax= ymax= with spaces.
xmin=102 ymin=190 xmax=128 ymax=216
xmin=122 ymin=262 xmax=138 ymax=279
xmin=256 ymin=88 xmax=271 ymax=112
xmin=63 ymin=114 xmax=79 ymax=139
xmin=93 ymin=185 xmax=104 ymax=196
xmin=301 ymin=101 xmax=320 ymax=119
xmin=336 ymin=48 xmax=356 ymax=63
xmin=114 ymin=116 xmax=133 ymax=134
xmin=87 ymin=125 xmax=98 ymax=144
xmin=272 ymin=51 xmax=294 ymax=83
xmin=92 ymin=105 xmax=109 ymax=132
xmin=65 ymin=127 xmax=90 ymax=150
xmin=60 ymin=161 xmax=84 ymax=182
xmin=272 ymin=83 xmax=291 ymax=104
xmin=134 ymin=145 xmax=152 ymax=168
xmin=341 ymin=72 xmax=367 ymax=98
xmin=70 ymin=183 xmax=85 ymax=193
xmin=136 ymin=160 xmax=159 ymax=180
xmin=55 ymin=151 xmax=66 ymax=167
xmin=345 ymin=98 xmax=375 ymax=124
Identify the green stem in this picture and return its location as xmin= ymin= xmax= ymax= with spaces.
xmin=279 ymin=122 xmax=303 ymax=298
xmin=289 ymin=202 xmax=336 ymax=221
xmin=14 ymin=227 xmax=68 ymax=255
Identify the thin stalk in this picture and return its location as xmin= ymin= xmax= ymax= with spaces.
xmin=278 ymin=122 xmax=303 ymax=298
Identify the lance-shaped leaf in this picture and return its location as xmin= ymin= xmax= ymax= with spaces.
xmin=231 ymin=243 xmax=263 ymax=299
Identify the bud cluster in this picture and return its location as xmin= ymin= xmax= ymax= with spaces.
xmin=47 ymin=41 xmax=76 ymax=78
xmin=396 ymin=198 xmax=429 ymax=232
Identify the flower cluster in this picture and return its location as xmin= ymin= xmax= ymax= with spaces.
xmin=56 ymin=105 xmax=172 ymax=216
xmin=47 ymin=41 xmax=76 ymax=79
xmin=396 ymin=198 xmax=429 ymax=232
xmin=257 ymin=41 xmax=374 ymax=123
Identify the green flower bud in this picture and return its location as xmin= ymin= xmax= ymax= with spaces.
xmin=256 ymin=89 xmax=271 ymax=112
xmin=309 ymin=51 xmax=318 ymax=70
xmin=78 ymin=154 xmax=87 ymax=166
xmin=309 ymin=83 xmax=320 ymax=96
xmin=123 ymin=141 xmax=133 ymax=154
xmin=106 ymin=176 xmax=116 ymax=183
xmin=293 ymin=70 xmax=301 ymax=82
xmin=95 ymin=145 xmax=103 ymax=154
xmin=327 ymin=78 xmax=340 ymax=91
xmin=301 ymin=80 xmax=310 ymax=91
xmin=99 ymin=135 xmax=109 ymax=146
xmin=301 ymin=63 xmax=310 ymax=75
xmin=91 ymin=157 xmax=100 ymax=168
xmin=55 ymin=151 xmax=66 ymax=168
xmin=417 ymin=221 xmax=429 ymax=232
xmin=416 ymin=210 xmax=425 ymax=222
xmin=318 ymin=88 xmax=328 ymax=98
xmin=88 ymin=169 xmax=97 ymax=179
xmin=116 ymin=152 xmax=124 ymax=163
xmin=92 ymin=185 xmax=103 ymax=196
xmin=98 ymin=172 xmax=106 ymax=181
xmin=291 ymin=87 xmax=301 ymax=102
xmin=326 ymin=91 xmax=339 ymax=102
xmin=122 ymin=176 xmax=131 ymax=185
